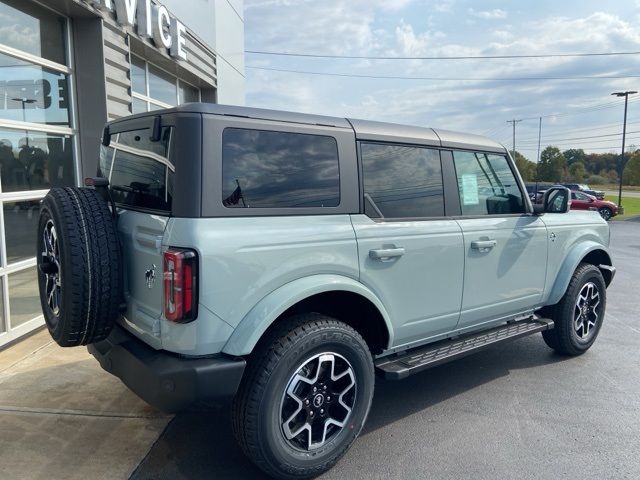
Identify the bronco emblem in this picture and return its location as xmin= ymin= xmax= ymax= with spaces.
xmin=145 ymin=264 xmax=156 ymax=289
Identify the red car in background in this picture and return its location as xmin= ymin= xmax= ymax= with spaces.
xmin=570 ymin=190 xmax=618 ymax=220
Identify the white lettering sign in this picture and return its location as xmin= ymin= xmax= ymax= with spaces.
xmin=87 ymin=0 xmax=187 ymax=61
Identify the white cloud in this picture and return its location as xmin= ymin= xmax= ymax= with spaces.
xmin=245 ymin=3 xmax=640 ymax=154
xmin=468 ymin=8 xmax=508 ymax=20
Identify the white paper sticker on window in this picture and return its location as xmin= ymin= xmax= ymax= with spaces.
xmin=461 ymin=174 xmax=479 ymax=205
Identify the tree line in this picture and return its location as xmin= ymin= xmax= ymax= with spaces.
xmin=513 ymin=146 xmax=640 ymax=185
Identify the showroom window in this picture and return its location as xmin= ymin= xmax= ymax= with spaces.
xmin=130 ymin=55 xmax=201 ymax=113
xmin=0 ymin=0 xmax=76 ymax=347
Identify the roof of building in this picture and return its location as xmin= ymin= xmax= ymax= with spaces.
xmin=112 ymin=103 xmax=506 ymax=153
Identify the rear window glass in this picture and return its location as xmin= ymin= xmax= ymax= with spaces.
xmin=221 ymin=128 xmax=340 ymax=208
xmin=99 ymin=127 xmax=173 ymax=212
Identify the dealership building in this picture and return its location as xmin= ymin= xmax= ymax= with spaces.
xmin=0 ymin=0 xmax=245 ymax=348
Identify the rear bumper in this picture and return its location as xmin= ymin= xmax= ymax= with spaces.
xmin=88 ymin=324 xmax=246 ymax=412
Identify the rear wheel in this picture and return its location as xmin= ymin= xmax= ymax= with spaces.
xmin=232 ymin=313 xmax=374 ymax=479
xmin=598 ymin=207 xmax=612 ymax=221
xmin=542 ymin=263 xmax=606 ymax=355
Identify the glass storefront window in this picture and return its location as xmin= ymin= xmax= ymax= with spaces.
xmin=0 ymin=129 xmax=75 ymax=192
xmin=179 ymin=81 xmax=199 ymax=103
xmin=0 ymin=53 xmax=71 ymax=126
xmin=9 ymin=266 xmax=39 ymax=328
xmin=148 ymin=64 xmax=177 ymax=106
xmin=131 ymin=55 xmax=200 ymax=112
xmin=132 ymin=97 xmax=147 ymax=114
xmin=0 ymin=0 xmax=66 ymax=65
xmin=131 ymin=55 xmax=146 ymax=96
xmin=3 ymin=200 xmax=40 ymax=265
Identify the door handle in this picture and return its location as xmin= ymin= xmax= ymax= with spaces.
xmin=471 ymin=239 xmax=497 ymax=251
xmin=369 ymin=247 xmax=405 ymax=261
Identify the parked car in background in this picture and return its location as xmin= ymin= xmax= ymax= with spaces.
xmin=525 ymin=182 xmax=554 ymax=203
xmin=562 ymin=183 xmax=605 ymax=199
xmin=570 ymin=190 xmax=618 ymax=220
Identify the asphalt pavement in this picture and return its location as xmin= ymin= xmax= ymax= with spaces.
xmin=131 ymin=222 xmax=640 ymax=480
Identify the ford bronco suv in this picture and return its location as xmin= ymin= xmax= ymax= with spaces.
xmin=37 ymin=104 xmax=615 ymax=479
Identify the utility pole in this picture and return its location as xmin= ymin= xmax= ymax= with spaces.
xmin=611 ymin=91 xmax=637 ymax=210
xmin=536 ymin=117 xmax=542 ymax=184
xmin=507 ymin=119 xmax=522 ymax=159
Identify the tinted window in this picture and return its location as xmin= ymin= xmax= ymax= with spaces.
xmin=454 ymin=151 xmax=525 ymax=215
xmin=222 ymin=128 xmax=340 ymax=208
xmin=99 ymin=127 xmax=173 ymax=212
xmin=361 ymin=143 xmax=444 ymax=219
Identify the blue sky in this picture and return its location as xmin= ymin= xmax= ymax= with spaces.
xmin=244 ymin=0 xmax=640 ymax=159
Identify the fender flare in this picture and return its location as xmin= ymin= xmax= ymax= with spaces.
xmin=221 ymin=274 xmax=394 ymax=356
xmin=546 ymin=241 xmax=613 ymax=306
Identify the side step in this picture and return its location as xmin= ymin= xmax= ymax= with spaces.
xmin=375 ymin=317 xmax=554 ymax=380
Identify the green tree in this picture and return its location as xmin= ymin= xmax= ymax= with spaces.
xmin=512 ymin=150 xmax=536 ymax=181
xmin=538 ymin=146 xmax=566 ymax=182
xmin=623 ymin=151 xmax=640 ymax=185
xmin=563 ymin=148 xmax=586 ymax=167
xmin=568 ymin=161 xmax=586 ymax=182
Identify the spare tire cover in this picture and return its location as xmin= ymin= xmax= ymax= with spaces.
xmin=37 ymin=187 xmax=122 ymax=347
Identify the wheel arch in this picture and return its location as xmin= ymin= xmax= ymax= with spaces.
xmin=222 ymin=275 xmax=393 ymax=357
xmin=546 ymin=243 xmax=613 ymax=306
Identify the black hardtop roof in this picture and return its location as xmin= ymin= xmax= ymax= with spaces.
xmin=109 ymin=103 xmax=506 ymax=153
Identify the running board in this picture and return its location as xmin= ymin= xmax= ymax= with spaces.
xmin=375 ymin=317 xmax=554 ymax=380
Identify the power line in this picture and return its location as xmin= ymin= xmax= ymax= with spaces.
xmin=246 ymin=50 xmax=640 ymax=60
xmin=247 ymin=65 xmax=640 ymax=82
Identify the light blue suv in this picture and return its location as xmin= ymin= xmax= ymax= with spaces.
xmin=37 ymin=104 xmax=615 ymax=479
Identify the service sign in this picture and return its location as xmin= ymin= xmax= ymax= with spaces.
xmin=87 ymin=0 xmax=187 ymax=61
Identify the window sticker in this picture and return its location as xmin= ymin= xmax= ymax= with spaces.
xmin=461 ymin=174 xmax=479 ymax=205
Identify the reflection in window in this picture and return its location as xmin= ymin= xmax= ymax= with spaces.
xmin=0 ymin=0 xmax=66 ymax=64
xmin=179 ymin=81 xmax=200 ymax=103
xmin=131 ymin=55 xmax=146 ymax=95
xmin=222 ymin=128 xmax=340 ymax=208
xmin=0 ymin=53 xmax=71 ymax=126
xmin=148 ymin=64 xmax=177 ymax=106
xmin=361 ymin=143 xmax=444 ymax=218
xmin=0 ymin=129 xmax=74 ymax=192
xmin=9 ymin=266 xmax=40 ymax=328
xmin=102 ymin=127 xmax=173 ymax=212
xmin=454 ymin=151 xmax=525 ymax=215
xmin=3 ymin=200 xmax=40 ymax=264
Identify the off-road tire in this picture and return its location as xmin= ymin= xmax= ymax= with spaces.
xmin=232 ymin=313 xmax=375 ymax=479
xmin=542 ymin=263 xmax=606 ymax=355
xmin=37 ymin=187 xmax=122 ymax=347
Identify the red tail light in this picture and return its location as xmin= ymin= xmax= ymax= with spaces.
xmin=164 ymin=248 xmax=198 ymax=322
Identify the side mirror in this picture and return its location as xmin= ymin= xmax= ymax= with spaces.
xmin=542 ymin=187 xmax=571 ymax=213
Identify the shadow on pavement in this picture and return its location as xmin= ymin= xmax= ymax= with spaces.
xmin=131 ymin=336 xmax=567 ymax=480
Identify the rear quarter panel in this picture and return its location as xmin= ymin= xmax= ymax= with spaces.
xmin=162 ymin=215 xmax=359 ymax=353
xmin=540 ymin=210 xmax=611 ymax=306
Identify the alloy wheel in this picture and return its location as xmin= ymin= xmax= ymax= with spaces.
xmin=40 ymin=220 xmax=62 ymax=316
xmin=280 ymin=352 xmax=356 ymax=451
xmin=574 ymin=282 xmax=600 ymax=340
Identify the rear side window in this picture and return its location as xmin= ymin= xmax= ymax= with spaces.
xmin=99 ymin=127 xmax=173 ymax=212
xmin=453 ymin=151 xmax=525 ymax=215
xmin=221 ymin=128 xmax=340 ymax=208
xmin=360 ymin=142 xmax=445 ymax=219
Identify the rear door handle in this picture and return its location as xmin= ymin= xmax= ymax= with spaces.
xmin=471 ymin=239 xmax=497 ymax=251
xmin=369 ymin=247 xmax=405 ymax=261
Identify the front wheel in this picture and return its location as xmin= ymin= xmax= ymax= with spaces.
xmin=542 ymin=263 xmax=606 ymax=355
xmin=598 ymin=207 xmax=613 ymax=221
xmin=232 ymin=313 xmax=375 ymax=479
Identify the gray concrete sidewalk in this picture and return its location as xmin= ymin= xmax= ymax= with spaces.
xmin=0 ymin=330 xmax=171 ymax=480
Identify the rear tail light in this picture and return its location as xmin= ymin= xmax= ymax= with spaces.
xmin=163 ymin=248 xmax=198 ymax=322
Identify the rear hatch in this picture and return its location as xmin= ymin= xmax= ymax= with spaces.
xmin=99 ymin=124 xmax=173 ymax=348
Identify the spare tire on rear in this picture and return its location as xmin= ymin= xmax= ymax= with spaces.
xmin=37 ymin=187 xmax=122 ymax=347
